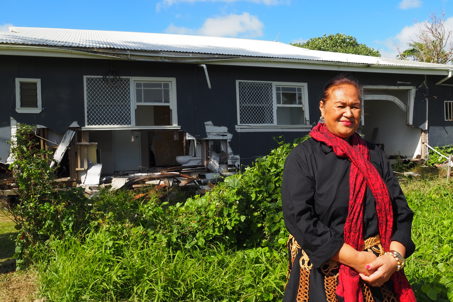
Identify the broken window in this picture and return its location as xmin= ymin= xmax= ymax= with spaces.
xmin=236 ymin=80 xmax=309 ymax=126
xmin=85 ymin=76 xmax=177 ymax=127
xmin=15 ymin=78 xmax=42 ymax=113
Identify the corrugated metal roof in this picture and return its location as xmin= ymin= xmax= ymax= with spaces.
xmin=0 ymin=26 xmax=452 ymax=71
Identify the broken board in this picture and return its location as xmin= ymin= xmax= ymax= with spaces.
xmin=50 ymin=129 xmax=76 ymax=168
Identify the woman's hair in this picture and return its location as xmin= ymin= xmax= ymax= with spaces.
xmin=321 ymin=73 xmax=361 ymax=102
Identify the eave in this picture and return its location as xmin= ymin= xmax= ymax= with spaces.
xmin=0 ymin=43 xmax=451 ymax=76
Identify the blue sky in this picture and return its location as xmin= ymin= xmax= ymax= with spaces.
xmin=0 ymin=0 xmax=452 ymax=58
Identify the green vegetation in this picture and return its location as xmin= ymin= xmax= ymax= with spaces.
xmin=0 ymin=209 xmax=16 ymax=262
xmin=38 ymin=227 xmax=286 ymax=301
xmin=398 ymin=15 xmax=452 ymax=64
xmin=4 ymin=125 xmax=452 ymax=301
xmin=0 ymin=210 xmax=15 ymax=234
xmin=8 ymin=124 xmax=91 ymax=268
xmin=402 ymin=179 xmax=453 ymax=302
xmin=426 ymin=144 xmax=453 ymax=166
xmin=292 ymin=33 xmax=381 ymax=57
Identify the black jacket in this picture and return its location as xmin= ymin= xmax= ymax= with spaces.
xmin=282 ymin=138 xmax=415 ymax=269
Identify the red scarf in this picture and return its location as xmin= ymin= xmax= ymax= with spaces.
xmin=310 ymin=123 xmax=415 ymax=302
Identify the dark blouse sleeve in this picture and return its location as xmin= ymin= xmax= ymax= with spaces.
xmin=282 ymin=145 xmax=344 ymax=268
xmin=378 ymin=148 xmax=416 ymax=257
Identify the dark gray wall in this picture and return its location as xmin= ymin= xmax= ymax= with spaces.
xmin=1 ymin=55 xmax=451 ymax=164
xmin=425 ymin=81 xmax=453 ymax=146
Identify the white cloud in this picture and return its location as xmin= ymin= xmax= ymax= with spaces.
xmin=165 ymin=13 xmax=264 ymax=38
xmin=165 ymin=24 xmax=194 ymax=35
xmin=379 ymin=16 xmax=453 ymax=58
xmin=0 ymin=24 xmax=13 ymax=32
xmin=399 ymin=0 xmax=422 ymax=10
xmin=157 ymin=0 xmax=283 ymax=10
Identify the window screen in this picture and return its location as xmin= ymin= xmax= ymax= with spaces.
xmin=238 ymin=81 xmax=274 ymax=124
xmin=86 ymin=77 xmax=131 ymax=126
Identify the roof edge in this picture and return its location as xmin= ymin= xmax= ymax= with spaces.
xmin=0 ymin=43 xmax=451 ymax=76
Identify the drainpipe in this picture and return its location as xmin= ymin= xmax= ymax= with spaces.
xmin=199 ymin=64 xmax=212 ymax=89
xmin=435 ymin=69 xmax=453 ymax=86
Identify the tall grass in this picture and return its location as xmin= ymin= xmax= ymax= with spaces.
xmin=38 ymin=225 xmax=286 ymax=301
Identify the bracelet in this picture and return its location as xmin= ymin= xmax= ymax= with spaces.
xmin=385 ymin=250 xmax=405 ymax=271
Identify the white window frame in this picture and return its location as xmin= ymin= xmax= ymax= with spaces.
xmin=130 ymin=77 xmax=177 ymax=127
xmin=235 ymin=80 xmax=310 ymax=132
xmin=83 ymin=76 xmax=179 ymax=130
xmin=445 ymin=100 xmax=453 ymax=121
xmin=15 ymin=78 xmax=42 ymax=113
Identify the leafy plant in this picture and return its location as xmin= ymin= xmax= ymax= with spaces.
xmin=403 ymin=179 xmax=453 ymax=301
xmin=38 ymin=225 xmax=287 ymax=302
xmin=426 ymin=145 xmax=453 ymax=167
xmin=8 ymin=124 xmax=91 ymax=268
xmin=292 ymin=33 xmax=381 ymax=56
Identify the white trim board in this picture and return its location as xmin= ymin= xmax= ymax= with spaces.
xmin=235 ymin=125 xmax=312 ymax=132
xmin=82 ymin=126 xmax=181 ymax=131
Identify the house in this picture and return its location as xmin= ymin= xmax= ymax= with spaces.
xmin=0 ymin=27 xmax=452 ymax=178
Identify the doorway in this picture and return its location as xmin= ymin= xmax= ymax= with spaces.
xmin=362 ymin=87 xmax=421 ymax=158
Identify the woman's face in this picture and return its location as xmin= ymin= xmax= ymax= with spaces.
xmin=319 ymin=83 xmax=361 ymax=139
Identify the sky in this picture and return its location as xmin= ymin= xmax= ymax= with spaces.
xmin=0 ymin=0 xmax=452 ymax=58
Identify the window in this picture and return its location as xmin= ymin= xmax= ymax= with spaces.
xmin=134 ymin=81 xmax=172 ymax=126
xmin=15 ymin=78 xmax=42 ymax=113
xmin=85 ymin=76 xmax=177 ymax=127
xmin=445 ymin=101 xmax=453 ymax=121
xmin=236 ymin=80 xmax=309 ymax=127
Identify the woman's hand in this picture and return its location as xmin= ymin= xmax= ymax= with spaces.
xmin=332 ymin=244 xmax=377 ymax=276
xmin=359 ymin=253 xmax=398 ymax=287
xmin=351 ymin=251 xmax=377 ymax=276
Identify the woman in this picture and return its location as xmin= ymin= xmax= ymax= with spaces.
xmin=282 ymin=75 xmax=416 ymax=302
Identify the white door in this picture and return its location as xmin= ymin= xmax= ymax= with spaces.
xmin=112 ymin=130 xmax=141 ymax=172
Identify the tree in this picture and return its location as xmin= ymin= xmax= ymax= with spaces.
xmin=398 ymin=15 xmax=453 ymax=64
xmin=292 ymin=33 xmax=381 ymax=57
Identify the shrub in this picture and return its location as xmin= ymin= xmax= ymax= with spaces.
xmin=167 ymin=136 xmax=308 ymax=251
xmin=8 ymin=124 xmax=91 ymax=268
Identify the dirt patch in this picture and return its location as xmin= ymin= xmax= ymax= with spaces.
xmin=0 ymin=270 xmax=39 ymax=302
